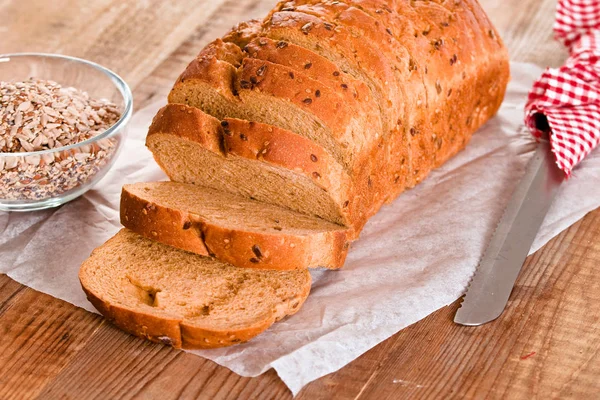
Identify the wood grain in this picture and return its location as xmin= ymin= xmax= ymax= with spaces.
xmin=0 ymin=285 xmax=103 ymax=399
xmin=0 ymin=0 xmax=231 ymax=88
xmin=1 ymin=0 xmax=599 ymax=399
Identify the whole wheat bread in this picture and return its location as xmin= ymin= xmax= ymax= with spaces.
xmin=82 ymin=0 xmax=511 ymax=350
xmin=121 ymin=182 xmax=350 ymax=270
xmin=163 ymin=0 xmax=509 ymax=233
xmin=79 ymin=229 xmax=311 ymax=349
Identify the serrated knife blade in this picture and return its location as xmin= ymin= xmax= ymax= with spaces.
xmin=454 ymin=139 xmax=565 ymax=326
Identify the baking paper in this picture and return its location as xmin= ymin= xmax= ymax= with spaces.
xmin=2 ymin=63 xmax=600 ymax=396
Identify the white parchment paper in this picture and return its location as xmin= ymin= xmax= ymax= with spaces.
xmin=2 ymin=63 xmax=600 ymax=395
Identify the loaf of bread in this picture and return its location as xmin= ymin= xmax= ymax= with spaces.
xmin=161 ymin=0 xmax=509 ymax=236
xmin=81 ymin=0 xmax=510 ymax=349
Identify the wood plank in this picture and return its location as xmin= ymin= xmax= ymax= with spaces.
xmin=35 ymin=323 xmax=180 ymax=399
xmin=129 ymin=354 xmax=289 ymax=400
xmin=293 ymin=210 xmax=600 ymax=400
xmin=0 ymin=275 xmax=26 ymax=310
xmin=0 ymin=0 xmax=230 ymax=88
xmin=0 ymin=288 xmax=103 ymax=400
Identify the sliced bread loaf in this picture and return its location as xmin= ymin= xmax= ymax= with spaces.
xmin=121 ymin=182 xmax=351 ymax=270
xmin=159 ymin=0 xmax=508 ymax=237
xmin=79 ymin=229 xmax=312 ymax=349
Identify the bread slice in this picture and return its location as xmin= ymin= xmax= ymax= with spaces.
xmin=242 ymin=36 xmax=388 ymax=149
xmin=79 ymin=229 xmax=312 ymax=349
xmin=243 ymin=37 xmax=375 ymax=115
xmin=121 ymin=182 xmax=351 ymax=270
xmin=146 ymin=103 xmax=364 ymax=230
xmin=254 ymin=10 xmax=416 ymax=195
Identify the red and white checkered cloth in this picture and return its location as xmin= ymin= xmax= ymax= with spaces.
xmin=525 ymin=0 xmax=600 ymax=176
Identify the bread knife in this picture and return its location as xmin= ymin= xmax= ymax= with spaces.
xmin=454 ymin=139 xmax=565 ymax=326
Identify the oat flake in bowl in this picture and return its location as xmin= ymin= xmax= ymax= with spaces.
xmin=1 ymin=77 xmax=123 ymax=206
xmin=1 ymin=79 xmax=121 ymax=152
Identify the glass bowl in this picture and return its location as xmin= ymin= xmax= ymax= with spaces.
xmin=0 ymin=53 xmax=132 ymax=212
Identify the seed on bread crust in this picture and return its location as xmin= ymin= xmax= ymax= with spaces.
xmin=256 ymin=65 xmax=267 ymax=76
xmin=301 ymin=22 xmax=314 ymax=35
xmin=252 ymin=244 xmax=263 ymax=259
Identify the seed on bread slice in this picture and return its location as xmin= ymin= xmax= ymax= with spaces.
xmin=121 ymin=182 xmax=351 ymax=270
xmin=79 ymin=229 xmax=312 ymax=349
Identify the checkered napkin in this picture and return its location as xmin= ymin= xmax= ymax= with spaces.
xmin=525 ymin=0 xmax=600 ymax=176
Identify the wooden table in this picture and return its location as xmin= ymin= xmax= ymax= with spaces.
xmin=1 ymin=1 xmax=598 ymax=399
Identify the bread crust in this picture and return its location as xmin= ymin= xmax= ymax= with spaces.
xmin=237 ymin=57 xmax=373 ymax=167
xmin=82 ymin=281 xmax=310 ymax=349
xmin=223 ymin=118 xmax=344 ymax=193
xmin=174 ymin=43 xmax=241 ymax=104
xmin=79 ymin=230 xmax=312 ymax=349
xmin=120 ymin=182 xmax=351 ymax=270
xmin=242 ymin=36 xmax=385 ymax=145
xmin=149 ymin=103 xmax=223 ymax=154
